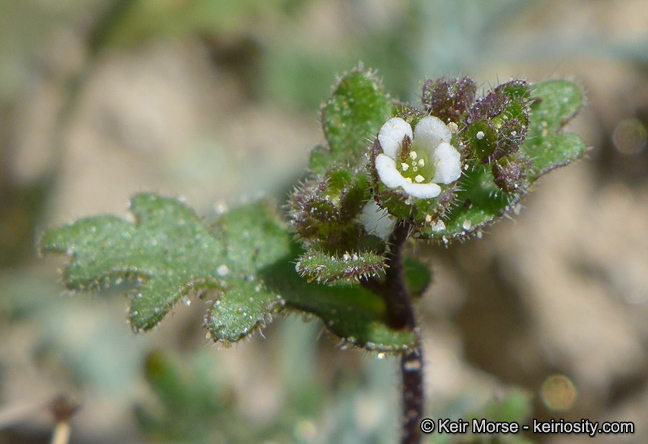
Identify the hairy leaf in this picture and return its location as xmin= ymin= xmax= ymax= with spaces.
xmin=523 ymin=80 xmax=586 ymax=175
xmin=420 ymin=80 xmax=586 ymax=241
xmin=262 ymin=257 xmax=416 ymax=352
xmin=41 ymin=193 xmax=228 ymax=331
xmin=41 ymin=193 xmax=415 ymax=351
xmin=213 ymin=198 xmax=293 ymax=275
xmin=311 ymin=67 xmax=395 ymax=174
xmin=206 ymin=200 xmax=292 ymax=343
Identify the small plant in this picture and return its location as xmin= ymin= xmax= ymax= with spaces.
xmin=40 ymin=66 xmax=585 ymax=443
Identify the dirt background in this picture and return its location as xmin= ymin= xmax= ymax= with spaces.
xmin=1 ymin=1 xmax=647 ymax=443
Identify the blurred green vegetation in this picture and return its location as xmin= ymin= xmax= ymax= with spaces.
xmin=133 ymin=317 xmax=401 ymax=444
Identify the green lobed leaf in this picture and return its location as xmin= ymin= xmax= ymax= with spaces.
xmin=261 ymin=255 xmax=417 ymax=352
xmin=311 ymin=67 xmax=395 ymax=175
xmin=41 ymin=193 xmax=416 ymax=352
xmin=213 ymin=198 xmax=293 ymax=275
xmin=218 ymin=207 xmax=417 ymax=351
xmin=206 ymin=200 xmax=292 ymax=343
xmin=41 ymin=193 xmax=228 ymax=331
xmin=522 ymin=80 xmax=586 ymax=176
xmin=420 ymin=80 xmax=585 ymax=241
xmin=207 ymin=280 xmax=281 ymax=343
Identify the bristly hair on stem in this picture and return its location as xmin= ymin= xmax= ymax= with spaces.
xmin=362 ymin=221 xmax=425 ymax=443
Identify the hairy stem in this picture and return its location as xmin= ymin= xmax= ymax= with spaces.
xmin=383 ymin=222 xmax=415 ymax=329
xmin=363 ymin=221 xmax=424 ymax=443
xmin=400 ymin=344 xmax=424 ymax=444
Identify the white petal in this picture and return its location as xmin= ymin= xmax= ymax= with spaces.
xmin=402 ymin=181 xmax=442 ymax=199
xmin=378 ymin=117 xmax=412 ymax=158
xmin=414 ymin=116 xmax=452 ymax=149
xmin=432 ymin=142 xmax=462 ymax=184
xmin=360 ymin=200 xmax=396 ymax=240
xmin=376 ymin=153 xmax=408 ymax=188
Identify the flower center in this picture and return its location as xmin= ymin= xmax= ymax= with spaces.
xmin=395 ymin=138 xmax=435 ymax=184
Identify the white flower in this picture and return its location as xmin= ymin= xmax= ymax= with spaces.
xmin=360 ymin=200 xmax=396 ymax=240
xmin=375 ymin=116 xmax=462 ymax=199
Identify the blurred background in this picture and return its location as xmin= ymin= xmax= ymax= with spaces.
xmin=1 ymin=0 xmax=647 ymax=442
